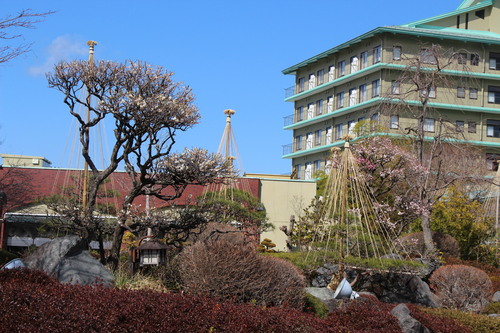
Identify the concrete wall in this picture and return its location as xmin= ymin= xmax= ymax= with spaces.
xmin=256 ymin=177 xmax=316 ymax=251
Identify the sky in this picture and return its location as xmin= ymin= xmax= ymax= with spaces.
xmin=0 ymin=0 xmax=457 ymax=175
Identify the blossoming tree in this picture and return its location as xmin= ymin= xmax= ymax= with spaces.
xmin=47 ymin=60 xmax=232 ymax=268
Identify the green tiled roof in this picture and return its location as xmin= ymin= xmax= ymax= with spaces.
xmin=282 ymin=0 xmax=498 ymax=75
xmin=282 ymin=25 xmax=500 ymax=75
xmin=402 ymin=0 xmax=493 ymax=28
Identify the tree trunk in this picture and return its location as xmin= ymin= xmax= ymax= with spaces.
xmin=421 ymin=213 xmax=435 ymax=255
xmin=108 ymin=222 xmax=126 ymax=271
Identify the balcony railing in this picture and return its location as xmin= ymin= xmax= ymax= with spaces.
xmin=283 ymin=114 xmax=295 ymax=127
xmin=285 ymin=86 xmax=296 ymax=98
xmin=282 ymin=143 xmax=293 ymax=156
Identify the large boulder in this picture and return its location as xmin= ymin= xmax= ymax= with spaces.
xmin=309 ymin=264 xmax=438 ymax=307
xmin=24 ymin=235 xmax=114 ymax=286
xmin=391 ymin=304 xmax=430 ymax=333
xmin=359 ymin=271 xmax=438 ymax=307
xmin=305 ymin=287 xmax=339 ymax=312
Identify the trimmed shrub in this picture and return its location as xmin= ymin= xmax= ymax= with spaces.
xmin=444 ymin=256 xmax=500 ymax=291
xmin=483 ymin=301 xmax=500 ymax=315
xmin=1 ymin=268 xmax=478 ymax=333
xmin=195 ymin=222 xmax=246 ymax=244
xmin=430 ymin=265 xmax=493 ymax=312
xmin=399 ymin=231 xmax=460 ymax=258
xmin=325 ymin=297 xmax=402 ymax=333
xmin=407 ymin=305 xmax=473 ymax=333
xmin=417 ymin=306 xmax=500 ymax=333
xmin=178 ymin=239 xmax=306 ymax=308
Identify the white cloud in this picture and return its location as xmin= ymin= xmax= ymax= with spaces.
xmin=28 ymin=35 xmax=87 ymax=76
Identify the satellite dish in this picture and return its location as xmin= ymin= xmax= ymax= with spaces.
xmin=333 ymin=278 xmax=352 ymax=299
xmin=1 ymin=258 xmax=25 ymax=269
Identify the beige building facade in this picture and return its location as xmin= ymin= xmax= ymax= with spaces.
xmin=245 ymin=174 xmax=316 ymax=251
xmin=282 ymin=0 xmax=500 ymax=178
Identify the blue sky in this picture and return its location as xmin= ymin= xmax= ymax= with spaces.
xmin=0 ymin=0 xmax=455 ymax=174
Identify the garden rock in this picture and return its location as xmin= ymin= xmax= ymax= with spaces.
xmin=305 ymin=287 xmax=338 ymax=311
xmin=310 ymin=264 xmax=438 ymax=307
xmin=492 ymin=291 xmax=500 ymax=303
xmin=24 ymin=235 xmax=114 ymax=286
xmin=391 ymin=303 xmax=430 ymax=333
xmin=359 ymin=271 xmax=438 ymax=307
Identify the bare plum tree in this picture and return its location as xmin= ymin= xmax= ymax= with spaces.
xmin=47 ymin=59 xmax=232 ymax=268
xmin=0 ymin=9 xmax=54 ymax=64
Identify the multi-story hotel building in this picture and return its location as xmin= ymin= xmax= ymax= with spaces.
xmin=282 ymin=0 xmax=500 ymax=179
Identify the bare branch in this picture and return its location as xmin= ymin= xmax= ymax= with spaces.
xmin=0 ymin=9 xmax=54 ymax=63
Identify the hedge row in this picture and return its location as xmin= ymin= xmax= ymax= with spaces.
xmin=0 ymin=269 xmax=473 ymax=333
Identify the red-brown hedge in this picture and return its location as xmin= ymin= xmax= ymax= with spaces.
xmin=429 ymin=265 xmax=493 ymax=312
xmin=0 ymin=268 xmax=472 ymax=333
xmin=178 ymin=239 xmax=306 ymax=308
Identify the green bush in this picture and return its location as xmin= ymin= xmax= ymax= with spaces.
xmin=420 ymin=307 xmax=500 ymax=333
xmin=265 ymin=251 xmax=424 ymax=271
xmin=483 ymin=302 xmax=500 ymax=315
xmin=303 ymin=293 xmax=329 ymax=318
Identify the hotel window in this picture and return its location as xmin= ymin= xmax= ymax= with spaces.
xmin=360 ymin=51 xmax=368 ymax=69
xmin=471 ymin=53 xmax=480 ymax=66
xmin=327 ymin=96 xmax=334 ymax=112
xmin=315 ymin=130 xmax=322 ymax=146
xmin=308 ymin=73 xmax=316 ymax=89
xmin=390 ymin=115 xmax=399 ymax=129
xmin=313 ymin=160 xmax=321 ymax=173
xmin=489 ymin=52 xmax=500 ymax=70
xmin=307 ymin=103 xmax=315 ymax=119
xmin=306 ymin=132 xmax=313 ymax=149
xmin=373 ymin=45 xmax=381 ymax=64
xmin=457 ymin=87 xmax=465 ymax=98
xmin=371 ymin=113 xmax=379 ymax=130
xmin=326 ymin=127 xmax=332 ymax=144
xmin=317 ymin=69 xmax=324 ymax=86
xmin=349 ymin=88 xmax=357 ymax=106
xmin=338 ymin=60 xmax=346 ymax=77
xmin=296 ymin=164 xmax=302 ymax=179
xmin=359 ymin=84 xmax=367 ymax=102
xmin=295 ymin=135 xmax=302 ymax=151
xmin=488 ymin=86 xmax=500 ymax=104
xmin=423 ymin=118 xmax=435 ymax=132
xmin=457 ymin=53 xmax=467 ymax=65
xmin=328 ymin=65 xmax=335 ymax=81
xmin=486 ymin=153 xmax=500 ymax=171
xmin=372 ymin=79 xmax=380 ymax=97
xmin=487 ymin=119 xmax=500 ymax=137
xmin=297 ymin=106 xmax=304 ymax=121
xmin=335 ymin=123 xmax=343 ymax=139
xmin=298 ymin=77 xmax=305 ymax=93
xmin=393 ymin=46 xmax=402 ymax=60
xmin=420 ymin=48 xmax=437 ymax=64
xmin=348 ymin=120 xmax=356 ymax=135
xmin=469 ymin=88 xmax=478 ymax=99
xmin=316 ymin=99 xmax=323 ymax=116
xmin=305 ymin=162 xmax=313 ymax=180
xmin=468 ymin=121 xmax=476 ymax=133
xmin=391 ymin=80 xmax=400 ymax=95
xmin=350 ymin=56 xmax=359 ymax=73
xmin=456 ymin=120 xmax=465 ymax=132
xmin=337 ymin=91 xmax=344 ymax=108
xmin=421 ymin=86 xmax=436 ymax=98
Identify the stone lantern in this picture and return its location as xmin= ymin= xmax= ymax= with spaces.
xmin=136 ymin=240 xmax=168 ymax=267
